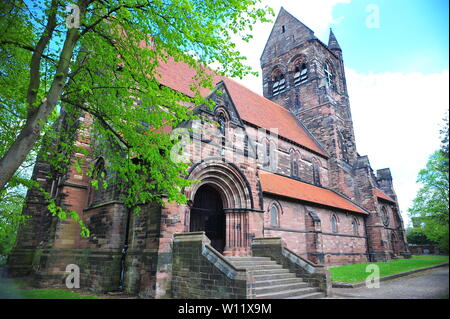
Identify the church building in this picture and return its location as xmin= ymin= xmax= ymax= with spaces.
xmin=8 ymin=8 xmax=410 ymax=299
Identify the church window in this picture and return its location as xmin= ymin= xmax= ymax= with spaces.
xmin=272 ymin=72 xmax=286 ymax=96
xmin=264 ymin=139 xmax=271 ymax=168
xmin=244 ymin=135 xmax=249 ymax=157
xmin=294 ymin=93 xmax=301 ymax=109
xmin=88 ymin=157 xmax=107 ymax=206
xmin=282 ymin=25 xmax=286 ymax=33
xmin=218 ymin=113 xmax=226 ymax=136
xmin=294 ymin=63 xmax=308 ymax=85
xmin=331 ymin=215 xmax=338 ymax=233
xmin=352 ymin=218 xmax=358 ymax=235
xmin=290 ymin=151 xmax=299 ymax=177
xmin=270 ymin=203 xmax=279 ymax=226
xmin=324 ymin=63 xmax=333 ymax=88
xmin=312 ymin=159 xmax=321 ymax=186
xmin=381 ymin=206 xmax=390 ymax=226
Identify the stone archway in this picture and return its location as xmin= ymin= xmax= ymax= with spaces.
xmin=185 ymin=160 xmax=254 ymax=256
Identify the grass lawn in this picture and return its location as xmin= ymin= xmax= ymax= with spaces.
xmin=328 ymin=255 xmax=449 ymax=283
xmin=20 ymin=289 xmax=98 ymax=299
xmin=0 ymin=278 xmax=98 ymax=299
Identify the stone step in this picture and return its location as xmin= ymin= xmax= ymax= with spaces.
xmin=233 ymin=264 xmax=283 ymax=271
xmin=252 ymin=272 xmax=297 ymax=281
xmin=255 ymin=282 xmax=309 ymax=295
xmin=256 ymin=287 xmax=319 ymax=299
xmin=249 ymin=268 xmax=290 ymax=275
xmin=228 ymin=260 xmax=278 ymax=267
xmin=254 ymin=277 xmax=304 ymax=287
xmin=285 ymin=292 xmax=325 ymax=299
xmin=226 ymin=257 xmax=272 ymax=262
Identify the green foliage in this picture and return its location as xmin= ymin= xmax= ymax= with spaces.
xmin=406 ymin=227 xmax=436 ymax=245
xmin=408 ymin=114 xmax=449 ymax=253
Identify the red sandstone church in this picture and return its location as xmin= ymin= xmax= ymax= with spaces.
xmin=8 ymin=8 xmax=410 ymax=299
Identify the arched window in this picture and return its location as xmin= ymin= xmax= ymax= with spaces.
xmin=270 ymin=203 xmax=280 ymax=227
xmin=381 ymin=206 xmax=390 ymax=226
xmin=312 ymin=159 xmax=321 ymax=186
xmin=331 ymin=214 xmax=338 ymax=233
xmin=352 ymin=218 xmax=358 ymax=235
xmin=324 ymin=63 xmax=333 ymax=88
xmin=294 ymin=62 xmax=308 ymax=85
xmin=218 ymin=113 xmax=226 ymax=136
xmin=290 ymin=151 xmax=299 ymax=177
xmin=264 ymin=139 xmax=271 ymax=168
xmin=272 ymin=71 xmax=286 ymax=96
xmin=88 ymin=157 xmax=107 ymax=206
xmin=244 ymin=135 xmax=249 ymax=157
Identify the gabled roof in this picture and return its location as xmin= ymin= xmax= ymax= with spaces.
xmin=154 ymin=58 xmax=327 ymax=157
xmin=221 ymin=78 xmax=327 ymax=157
xmin=373 ymin=188 xmax=395 ymax=203
xmin=259 ymin=171 xmax=367 ymax=214
xmin=261 ymin=7 xmax=316 ymax=63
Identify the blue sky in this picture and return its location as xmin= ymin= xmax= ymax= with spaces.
xmin=331 ymin=0 xmax=449 ymax=74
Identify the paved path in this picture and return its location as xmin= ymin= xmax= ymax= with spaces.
xmin=329 ymin=265 xmax=449 ymax=299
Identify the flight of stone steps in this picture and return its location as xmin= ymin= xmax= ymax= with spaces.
xmin=226 ymin=256 xmax=325 ymax=299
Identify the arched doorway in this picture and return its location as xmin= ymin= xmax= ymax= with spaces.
xmin=190 ymin=184 xmax=226 ymax=253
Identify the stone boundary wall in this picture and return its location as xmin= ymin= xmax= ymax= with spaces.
xmin=251 ymin=237 xmax=331 ymax=296
xmin=171 ymin=232 xmax=254 ymax=299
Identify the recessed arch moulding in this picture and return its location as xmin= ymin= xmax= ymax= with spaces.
xmin=184 ymin=159 xmax=264 ymax=256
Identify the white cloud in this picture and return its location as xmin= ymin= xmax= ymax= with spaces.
xmin=347 ymin=68 xmax=449 ymax=226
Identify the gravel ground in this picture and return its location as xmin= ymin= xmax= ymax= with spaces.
xmin=329 ymin=265 xmax=449 ymax=299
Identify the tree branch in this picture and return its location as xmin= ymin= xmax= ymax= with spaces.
xmin=26 ymin=0 xmax=59 ymax=111
xmin=61 ymin=97 xmax=131 ymax=149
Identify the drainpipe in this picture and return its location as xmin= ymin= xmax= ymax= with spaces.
xmin=118 ymin=207 xmax=132 ymax=291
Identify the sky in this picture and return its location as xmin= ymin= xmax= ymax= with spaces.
xmin=232 ymin=0 xmax=449 ymax=226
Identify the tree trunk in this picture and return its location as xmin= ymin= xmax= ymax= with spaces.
xmin=0 ymin=1 xmax=88 ymax=190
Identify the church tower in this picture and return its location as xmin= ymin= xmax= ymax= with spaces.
xmin=261 ymin=7 xmax=358 ymax=200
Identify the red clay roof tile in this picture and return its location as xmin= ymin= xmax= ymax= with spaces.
xmin=373 ymin=188 xmax=395 ymax=202
xmin=259 ymin=171 xmax=367 ymax=214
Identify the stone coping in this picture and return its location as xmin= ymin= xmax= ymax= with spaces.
xmin=332 ymin=263 xmax=449 ymax=288
xmin=174 ymin=232 xmax=248 ymax=281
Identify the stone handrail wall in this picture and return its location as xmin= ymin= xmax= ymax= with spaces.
xmin=251 ymin=237 xmax=331 ymax=296
xmin=172 ymin=232 xmax=254 ymax=299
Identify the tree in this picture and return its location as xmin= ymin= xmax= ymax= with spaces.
xmin=408 ymin=115 xmax=449 ymax=252
xmin=0 ymin=0 xmax=274 ymax=235
xmin=406 ymin=227 xmax=435 ymax=246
